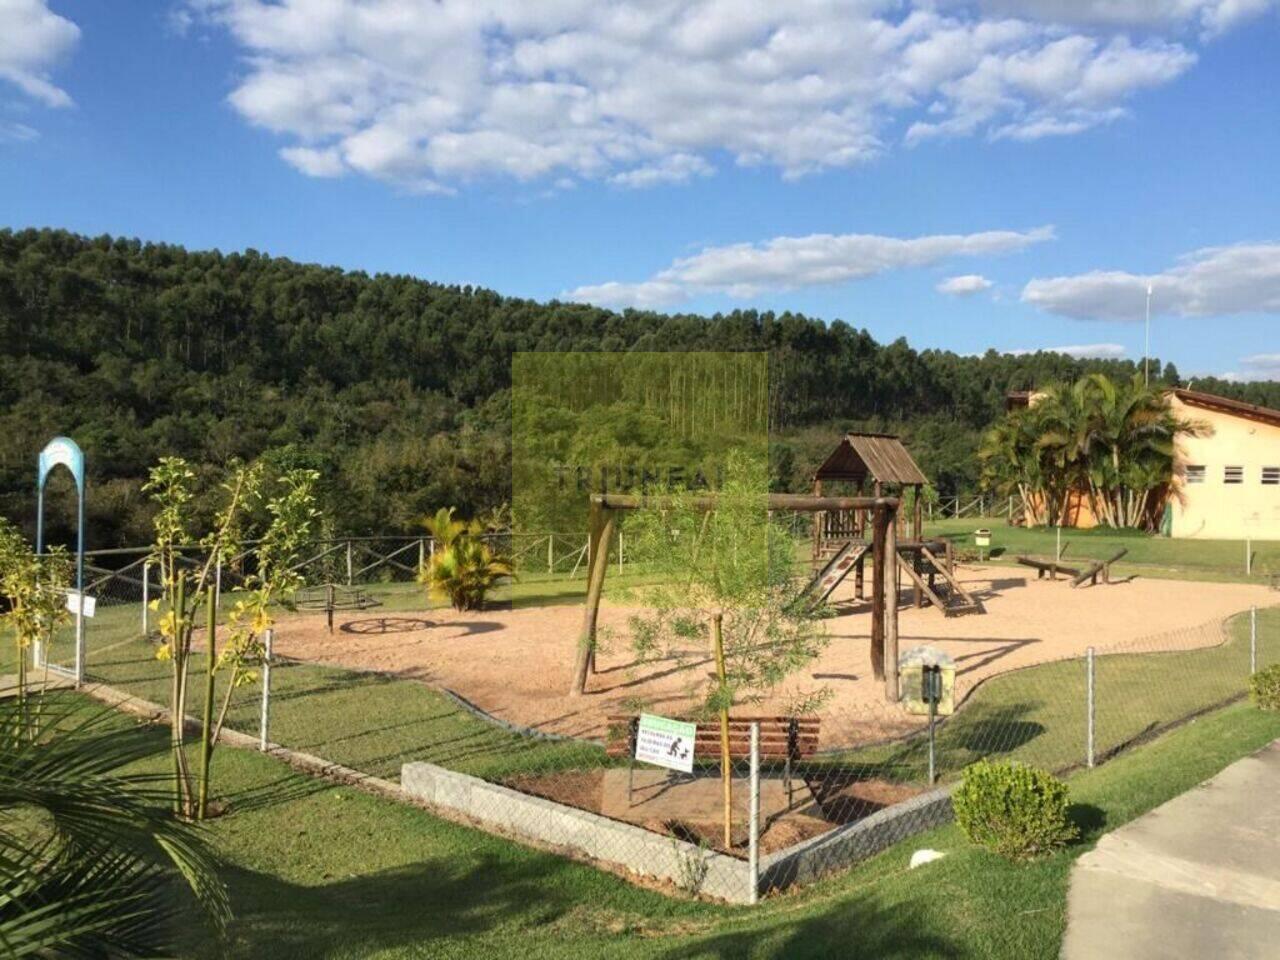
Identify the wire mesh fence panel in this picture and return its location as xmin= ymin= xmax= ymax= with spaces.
xmin=56 ymin=533 xmax=1280 ymax=901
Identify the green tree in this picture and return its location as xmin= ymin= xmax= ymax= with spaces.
xmin=622 ymin=451 xmax=827 ymax=848
xmin=0 ymin=518 xmax=71 ymax=730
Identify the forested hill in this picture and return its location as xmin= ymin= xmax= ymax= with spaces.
xmin=2 ymin=227 xmax=1274 ymax=547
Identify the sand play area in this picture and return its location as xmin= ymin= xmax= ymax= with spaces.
xmin=266 ymin=564 xmax=1272 ymax=747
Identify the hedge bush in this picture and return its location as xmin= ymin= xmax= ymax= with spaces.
xmin=952 ymin=760 xmax=1078 ymax=860
xmin=1250 ymin=664 xmax=1280 ymax=712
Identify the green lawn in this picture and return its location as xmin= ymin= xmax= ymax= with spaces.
xmin=9 ymin=583 xmax=1273 ymax=801
xmin=97 ymin=697 xmax=1277 ymax=958
xmin=922 ymin=518 xmax=1280 ymax=584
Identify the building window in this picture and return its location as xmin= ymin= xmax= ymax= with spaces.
xmin=1186 ymin=465 xmax=1206 ymax=484
xmin=1224 ymin=466 xmax=1244 ymax=484
xmin=1264 ymin=467 xmax=1280 ymax=486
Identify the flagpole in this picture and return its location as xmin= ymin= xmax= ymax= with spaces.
xmin=1144 ymin=283 xmax=1153 ymax=385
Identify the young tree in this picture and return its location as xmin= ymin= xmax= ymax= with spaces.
xmin=622 ymin=451 xmax=828 ymax=848
xmin=145 ymin=458 xmax=319 ymax=819
xmin=0 ymin=518 xmax=71 ymax=734
xmin=196 ymin=467 xmax=320 ymax=818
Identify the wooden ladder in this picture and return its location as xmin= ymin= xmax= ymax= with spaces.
xmin=898 ymin=547 xmax=984 ymax=616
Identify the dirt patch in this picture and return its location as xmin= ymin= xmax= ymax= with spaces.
xmin=502 ymin=768 xmax=919 ymax=856
xmin=263 ymin=566 xmax=1270 ymax=746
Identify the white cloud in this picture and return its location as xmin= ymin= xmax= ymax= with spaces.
xmin=1006 ymin=343 xmax=1126 ymax=358
xmin=0 ymin=120 xmax=38 ymax=142
xmin=943 ymin=1 xmax=1274 ymax=34
xmin=0 ymin=0 xmax=79 ymax=109
xmin=937 ymin=273 xmax=993 ymax=295
xmin=1022 ymin=243 xmax=1280 ymax=320
xmin=566 ymin=225 xmax=1052 ymax=307
xmin=189 ymin=0 xmax=1258 ymax=190
xmin=1235 ymin=353 xmax=1280 ymax=381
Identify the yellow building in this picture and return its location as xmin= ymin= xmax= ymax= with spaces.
xmin=1164 ymin=389 xmax=1280 ymax=540
xmin=1007 ymin=387 xmax=1280 ymax=539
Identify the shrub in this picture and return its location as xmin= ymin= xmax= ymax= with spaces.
xmin=952 ymin=760 xmax=1078 ymax=860
xmin=1249 ymin=664 xmax=1280 ymax=712
xmin=420 ymin=507 xmax=512 ymax=611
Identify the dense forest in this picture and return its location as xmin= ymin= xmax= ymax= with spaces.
xmin=3 ymin=227 xmax=1276 ymax=548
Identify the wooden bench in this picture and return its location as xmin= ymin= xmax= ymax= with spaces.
xmin=606 ymin=715 xmax=820 ymax=806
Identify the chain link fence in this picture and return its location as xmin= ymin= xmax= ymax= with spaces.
xmin=46 ymin=539 xmax=1280 ymax=903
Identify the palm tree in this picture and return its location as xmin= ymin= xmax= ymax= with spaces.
xmin=1073 ymin=374 xmax=1201 ymax=529
xmin=420 ymin=508 xmax=513 ymax=611
xmin=0 ymin=694 xmax=229 ymax=956
xmin=980 ymin=374 xmax=1201 ymax=531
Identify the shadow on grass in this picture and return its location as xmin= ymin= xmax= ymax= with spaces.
xmin=188 ymin=855 xmax=615 ymax=959
xmin=659 ymin=896 xmax=961 ymax=960
xmin=1068 ymin=802 xmax=1107 ymax=841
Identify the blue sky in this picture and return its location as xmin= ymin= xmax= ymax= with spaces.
xmin=2 ymin=1 xmax=1279 ymax=380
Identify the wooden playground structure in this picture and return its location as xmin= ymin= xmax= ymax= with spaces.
xmin=810 ymin=433 xmax=983 ymax=618
xmin=1017 ymin=548 xmax=1129 ymax=588
xmin=571 ymin=432 xmax=984 ymax=706
xmin=572 ymin=492 xmax=907 ymax=702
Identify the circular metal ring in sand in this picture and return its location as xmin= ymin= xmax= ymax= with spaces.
xmin=340 ymin=617 xmax=434 ymax=636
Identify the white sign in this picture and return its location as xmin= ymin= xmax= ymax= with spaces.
xmin=634 ymin=713 xmax=696 ymax=773
xmin=65 ymin=590 xmax=96 ymax=618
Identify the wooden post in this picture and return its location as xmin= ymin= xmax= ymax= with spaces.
xmin=197 ymin=588 xmax=217 ymax=819
xmin=570 ymin=505 xmax=615 ymax=696
xmin=885 ymin=506 xmax=899 ymax=702
xmin=811 ymin=478 xmax=823 ymax=562
xmin=713 ymin=612 xmax=732 ymax=849
xmin=870 ymin=505 xmax=886 ymax=681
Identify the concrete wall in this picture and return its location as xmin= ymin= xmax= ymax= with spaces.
xmin=401 ymin=761 xmax=753 ymax=903
xmin=759 ymin=784 xmax=955 ymax=892
xmin=1169 ymin=396 xmax=1280 ymax=540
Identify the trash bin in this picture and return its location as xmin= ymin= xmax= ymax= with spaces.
xmin=974 ymin=527 xmax=991 ymax=560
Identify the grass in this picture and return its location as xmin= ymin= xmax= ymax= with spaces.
xmin=923 ymin=517 xmax=1280 ymax=584
xmin=808 ymin=605 xmax=1280 ymax=784
xmin=8 ymin=581 xmax=1275 ymax=800
xmin=77 ymin=694 xmax=1280 ymax=958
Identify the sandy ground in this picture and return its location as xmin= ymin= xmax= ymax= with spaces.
xmin=266 ymin=565 xmax=1273 ymax=746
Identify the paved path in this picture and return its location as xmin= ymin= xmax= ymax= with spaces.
xmin=1062 ymin=739 xmax=1280 ymax=959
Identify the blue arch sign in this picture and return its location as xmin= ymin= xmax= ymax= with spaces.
xmin=35 ymin=436 xmax=86 ymax=683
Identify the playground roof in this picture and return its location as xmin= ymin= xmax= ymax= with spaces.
xmin=813 ymin=432 xmax=928 ymax=487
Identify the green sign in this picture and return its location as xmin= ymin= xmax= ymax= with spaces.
xmin=635 ymin=713 xmax=697 ymax=773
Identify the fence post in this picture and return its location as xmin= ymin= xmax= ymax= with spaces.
xmin=1086 ymin=646 xmax=1096 ymax=768
xmin=1246 ymin=539 xmax=1252 ymax=577
xmin=1251 ymin=607 xmax=1258 ymax=675
xmin=418 ymin=538 xmax=425 ymax=574
xmin=346 ymin=540 xmax=353 ymax=586
xmin=142 ymin=560 xmax=150 ymax=636
xmin=259 ymin=627 xmax=273 ymax=751
xmin=748 ymin=722 xmax=760 ymax=906
xmin=547 ymin=533 xmax=554 ymax=574
xmin=618 ymin=530 xmax=624 ymax=575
